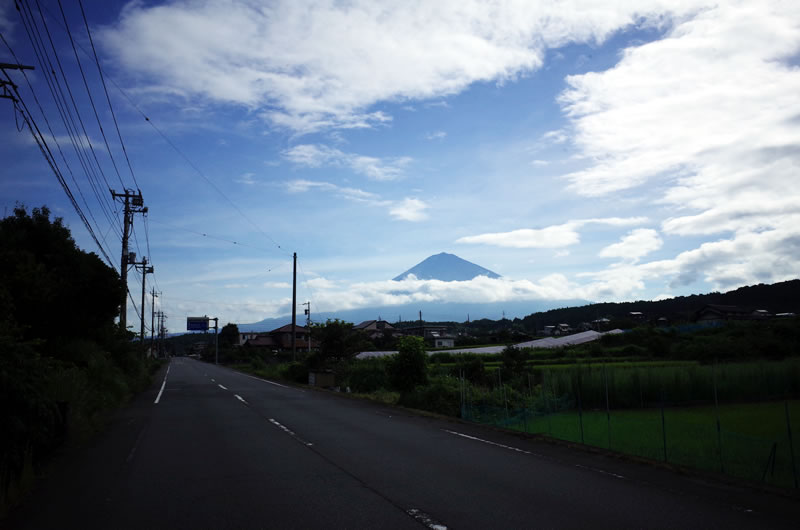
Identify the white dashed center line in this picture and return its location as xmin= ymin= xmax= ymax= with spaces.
xmin=218 ymin=384 xmax=227 ymax=390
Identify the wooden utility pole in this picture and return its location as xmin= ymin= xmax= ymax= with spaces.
xmin=111 ymin=189 xmax=146 ymax=330
xmin=134 ymin=256 xmax=154 ymax=355
xmin=150 ymin=288 xmax=158 ymax=354
xmin=302 ymin=301 xmax=311 ymax=353
xmin=291 ymin=252 xmax=297 ymax=361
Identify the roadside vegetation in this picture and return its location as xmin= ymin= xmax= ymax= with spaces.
xmin=0 ymin=206 xmax=162 ymax=516
xmin=206 ymin=314 xmax=800 ymax=489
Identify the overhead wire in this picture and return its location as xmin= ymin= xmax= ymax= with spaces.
xmin=0 ymin=53 xmax=114 ymax=266
xmin=1 ymin=31 xmax=114 ymax=266
xmin=77 ymin=0 xmax=140 ymax=191
xmin=22 ymin=0 xmax=122 ymax=240
xmin=53 ymin=0 xmax=128 ymax=192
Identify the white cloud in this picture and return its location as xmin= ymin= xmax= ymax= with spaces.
xmin=234 ymin=172 xmax=256 ymax=185
xmin=264 ymin=281 xmax=292 ymax=289
xmin=559 ymin=3 xmax=800 ymax=236
xmin=284 ymin=144 xmax=410 ymax=181
xmin=389 ymin=198 xmax=430 ymax=222
xmin=425 ymin=131 xmax=447 ymax=140
xmin=456 ymin=217 xmax=647 ymax=248
xmin=553 ymin=1 xmax=800 ymax=295
xmin=99 ymin=0 xmax=703 ymax=133
xmin=599 ymin=228 xmax=662 ymax=262
xmin=286 ymin=180 xmax=429 ymax=222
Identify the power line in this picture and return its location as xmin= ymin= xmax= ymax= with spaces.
xmin=54 ymin=0 xmax=129 ymax=191
xmin=0 ymin=58 xmax=114 ymax=266
xmin=77 ymin=0 xmax=140 ymax=191
xmin=20 ymin=0 xmax=122 ymax=238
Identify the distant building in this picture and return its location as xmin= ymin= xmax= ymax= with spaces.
xmin=243 ymin=324 xmax=318 ymax=351
xmin=402 ymin=324 xmax=455 ymax=347
xmin=591 ymin=318 xmax=611 ymax=331
xmin=694 ymin=304 xmax=772 ymax=324
xmin=353 ymin=319 xmax=401 ymax=340
xmin=629 ymin=311 xmax=646 ymax=321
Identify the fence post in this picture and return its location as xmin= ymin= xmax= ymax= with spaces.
xmin=786 ymin=400 xmax=798 ymax=488
xmin=499 ymin=370 xmax=509 ymax=423
xmin=541 ymin=372 xmax=552 ymax=436
xmin=577 ymin=368 xmax=585 ymax=445
xmin=712 ymin=360 xmax=724 ymax=473
xmin=604 ymin=363 xmax=611 ymax=450
xmin=660 ymin=387 xmax=668 ymax=462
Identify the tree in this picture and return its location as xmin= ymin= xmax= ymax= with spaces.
xmin=310 ymin=319 xmax=373 ymax=367
xmin=0 ymin=205 xmax=123 ymax=350
xmin=389 ymin=336 xmax=428 ymax=392
xmin=219 ymin=323 xmax=240 ymax=347
xmin=501 ymin=345 xmax=527 ymax=375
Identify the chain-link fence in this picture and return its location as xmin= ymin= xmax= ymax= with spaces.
xmin=458 ymin=360 xmax=800 ymax=489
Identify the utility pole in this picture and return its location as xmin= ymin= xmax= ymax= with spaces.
xmin=150 ymin=288 xmax=158 ymax=354
xmin=302 ymin=301 xmax=311 ymax=353
xmin=111 ymin=189 xmax=147 ymax=330
xmin=0 ymin=63 xmax=34 ymax=105
xmin=133 ymin=256 xmax=154 ymax=356
xmin=210 ymin=316 xmax=219 ymax=365
xmin=291 ymin=252 xmax=297 ymax=361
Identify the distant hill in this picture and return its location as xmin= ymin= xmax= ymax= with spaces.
xmin=520 ymin=279 xmax=800 ymax=329
xmin=237 ymin=299 xmax=586 ymax=332
xmin=393 ymin=252 xmax=500 ymax=281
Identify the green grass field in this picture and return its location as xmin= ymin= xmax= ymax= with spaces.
xmin=486 ymin=400 xmax=800 ymax=488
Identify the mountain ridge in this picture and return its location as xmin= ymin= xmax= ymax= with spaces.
xmin=392 ymin=252 xmax=500 ymax=281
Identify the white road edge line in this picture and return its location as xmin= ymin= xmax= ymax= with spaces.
xmin=443 ymin=429 xmax=627 ymax=481
xmin=269 ymin=418 xmax=313 ymax=446
xmin=236 ymin=371 xmax=299 ymax=391
xmin=407 ymin=508 xmax=448 ymax=530
xmin=235 ymin=394 xmax=248 ymax=404
xmin=154 ymin=364 xmax=171 ymax=404
xmin=218 ymin=384 xmax=228 ymax=390
xmin=443 ymin=429 xmax=540 ymax=456
xmin=574 ymin=463 xmax=626 ymax=480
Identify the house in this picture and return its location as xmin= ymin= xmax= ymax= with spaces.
xmin=694 ymin=304 xmax=772 ymax=324
xmin=629 ymin=311 xmax=646 ymax=321
xmin=591 ymin=318 xmax=611 ymax=331
xmin=429 ymin=330 xmax=455 ymax=348
xmin=555 ymin=323 xmax=571 ymax=335
xmin=353 ymin=319 xmax=401 ymax=340
xmin=239 ymin=332 xmax=259 ymax=346
xmin=244 ymin=324 xmax=318 ymax=351
xmin=402 ymin=324 xmax=455 ymax=347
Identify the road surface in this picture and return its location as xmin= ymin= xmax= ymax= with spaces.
xmin=9 ymin=358 xmax=798 ymax=528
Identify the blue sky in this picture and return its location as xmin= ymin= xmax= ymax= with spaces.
xmin=1 ymin=1 xmax=799 ymax=330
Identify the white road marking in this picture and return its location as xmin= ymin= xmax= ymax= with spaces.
xmin=127 ymin=427 xmax=147 ymax=463
xmin=236 ymin=371 xmax=299 ymax=390
xmin=154 ymin=364 xmax=171 ymax=404
xmin=269 ymin=418 xmax=313 ymax=446
xmin=235 ymin=394 xmax=248 ymax=404
xmin=407 ymin=508 xmax=448 ymax=530
xmin=443 ymin=429 xmax=541 ymax=456
xmin=218 ymin=384 xmax=227 ymax=390
xmin=574 ymin=463 xmax=626 ymax=480
xmin=211 ymin=378 xmax=215 ymax=382
xmin=444 ymin=429 xmax=628 ymax=481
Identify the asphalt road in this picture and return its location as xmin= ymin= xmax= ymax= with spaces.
xmin=9 ymin=358 xmax=799 ymax=529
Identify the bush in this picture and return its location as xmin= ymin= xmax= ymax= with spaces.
xmin=281 ymin=362 xmax=309 ymax=384
xmin=347 ymin=358 xmax=389 ymax=393
xmin=388 ymin=336 xmax=427 ymax=392
xmin=398 ymin=376 xmax=461 ymax=417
